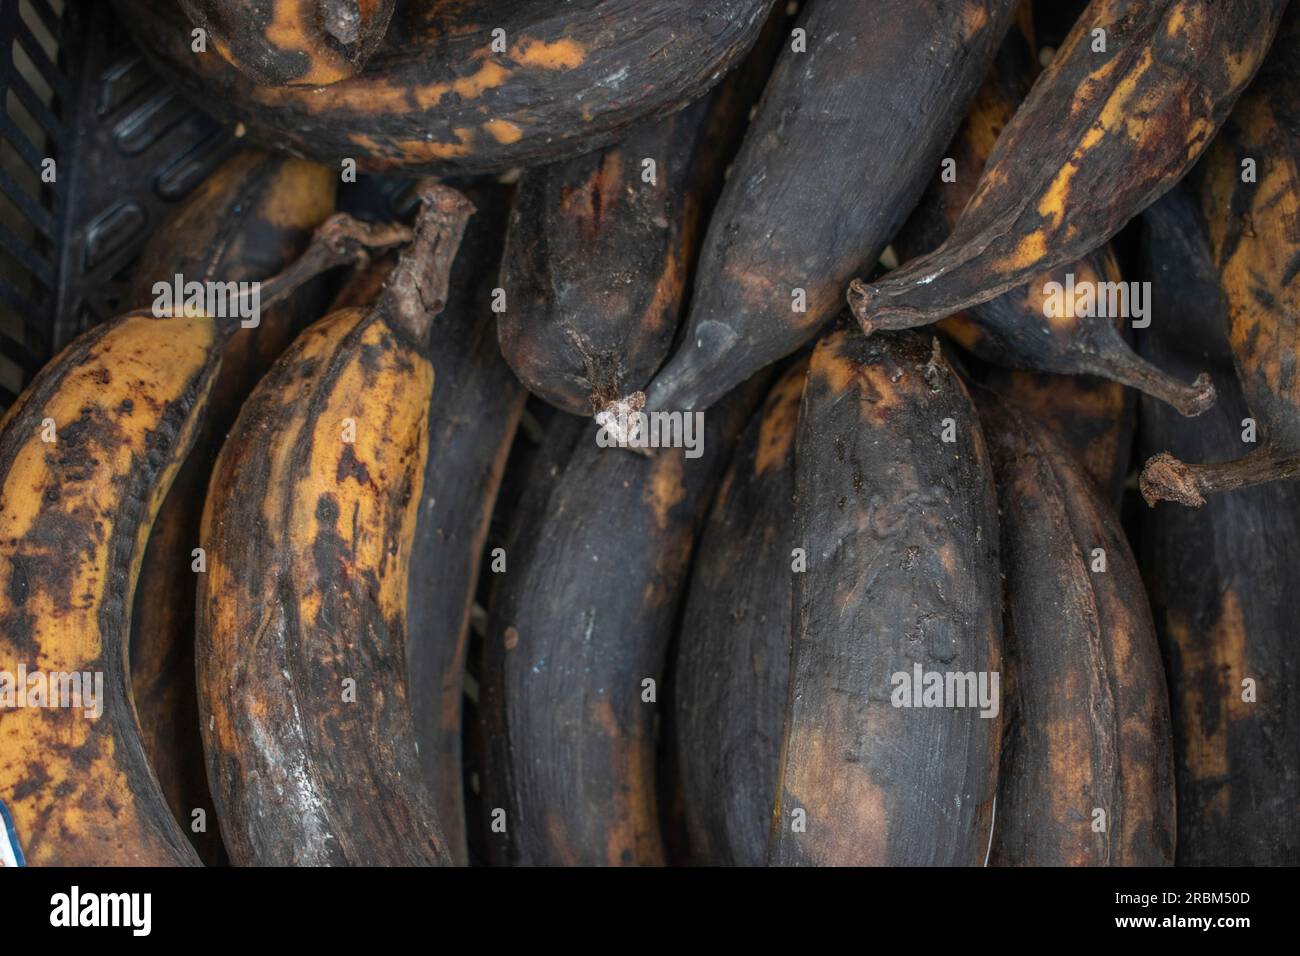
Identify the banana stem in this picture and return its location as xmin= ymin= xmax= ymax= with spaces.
xmin=1079 ymin=357 xmax=1216 ymax=418
xmin=1140 ymin=445 xmax=1300 ymax=507
xmin=252 ymin=213 xmax=413 ymax=313
xmin=380 ymin=181 xmax=476 ymax=344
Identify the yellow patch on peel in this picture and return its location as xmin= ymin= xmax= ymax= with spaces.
xmin=261 ymin=158 xmax=336 ymax=231
xmin=960 ymin=2 xmax=989 ymax=39
xmin=591 ymin=695 xmax=662 ymax=865
xmin=1096 ymin=46 xmax=1154 ymax=133
xmin=811 ymin=338 xmax=858 ymax=397
xmin=264 ymin=0 xmax=352 ymax=86
xmin=645 ymin=451 xmax=685 ymax=531
xmin=350 ymin=129 xmax=475 ymax=161
xmin=280 ymin=60 xmax=513 ymax=114
xmin=754 ymin=366 xmax=805 ymax=476
xmin=937 ymin=314 xmax=984 ymax=351
xmin=1036 ymin=127 xmax=1104 ymax=232
xmin=1164 ymin=3 xmax=1188 ymax=37
xmin=513 ymin=37 xmax=586 ymax=70
xmin=484 ymin=119 xmax=524 ymax=144
xmin=782 ymin=727 xmax=889 ymax=865
xmin=993 ymin=231 xmax=1048 ymax=274
xmin=295 ymin=317 xmax=432 ymax=630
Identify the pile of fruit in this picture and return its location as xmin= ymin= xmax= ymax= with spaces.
xmin=0 ymin=0 xmax=1296 ymax=867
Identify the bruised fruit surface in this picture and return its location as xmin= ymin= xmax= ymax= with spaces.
xmin=771 ymin=327 xmax=1001 ymax=866
xmin=120 ymin=0 xmax=777 ymax=175
xmin=852 ymin=0 xmax=1286 ymax=333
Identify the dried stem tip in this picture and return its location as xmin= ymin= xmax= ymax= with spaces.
xmin=382 ymin=181 xmax=476 ymax=343
xmin=220 ymin=213 xmax=412 ymax=330
xmin=1139 ymin=452 xmax=1206 ymax=508
xmin=1139 ymin=445 xmax=1300 ymax=507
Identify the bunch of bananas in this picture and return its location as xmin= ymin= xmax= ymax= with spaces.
xmin=1 ymin=0 xmax=1297 ymax=868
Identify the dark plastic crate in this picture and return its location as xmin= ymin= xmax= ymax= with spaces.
xmin=0 ymin=0 xmax=242 ymax=411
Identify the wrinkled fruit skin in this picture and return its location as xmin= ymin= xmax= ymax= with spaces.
xmin=197 ymin=307 xmax=449 ymax=866
xmin=0 ymin=312 xmax=220 ymax=867
xmin=852 ymin=0 xmax=1287 ymax=332
xmin=771 ymin=328 xmax=1001 ymax=867
xmin=980 ymin=393 xmax=1175 ymax=866
xmin=119 ymin=0 xmax=775 ymax=175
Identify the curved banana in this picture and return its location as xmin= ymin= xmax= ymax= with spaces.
xmin=850 ymin=0 xmax=1286 ymax=333
xmin=1141 ymin=6 xmax=1300 ymax=504
xmin=116 ymin=0 xmax=774 ymax=175
xmin=127 ymin=149 xmax=336 ymax=865
xmin=196 ymin=185 xmax=473 ymax=866
xmin=0 ymin=213 xmax=406 ymax=866
xmin=0 ymin=311 xmax=219 ymax=866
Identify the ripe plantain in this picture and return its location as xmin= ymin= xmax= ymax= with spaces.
xmin=850 ymin=0 xmax=1287 ymax=333
xmin=1137 ymin=186 xmax=1300 ymax=864
xmin=979 ymin=392 xmax=1175 ymax=866
xmin=179 ymin=0 xmax=397 ymax=87
xmin=329 ymin=185 xmax=524 ymax=866
xmin=1141 ymin=10 xmax=1300 ymax=505
xmin=116 ymin=0 xmax=775 ymax=176
xmin=196 ymin=185 xmax=474 ymax=866
xmin=771 ymin=327 xmax=1002 ymax=866
xmin=0 ymin=206 xmax=399 ymax=866
xmin=127 ymin=148 xmax=336 ymax=865
xmin=673 ymin=359 xmax=804 ymax=866
xmin=0 ymin=312 xmax=220 ymax=866
xmin=895 ymin=24 xmax=1214 ymax=417
xmin=639 ymin=0 xmax=1016 ymax=418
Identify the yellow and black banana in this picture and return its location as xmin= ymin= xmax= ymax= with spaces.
xmin=850 ymin=0 xmax=1287 ymax=333
xmin=127 ymin=149 xmax=336 ymax=865
xmin=0 ymin=211 xmax=405 ymax=866
xmin=1141 ymin=7 xmax=1300 ymax=505
xmin=196 ymin=184 xmax=473 ymax=866
xmin=117 ymin=0 xmax=775 ymax=175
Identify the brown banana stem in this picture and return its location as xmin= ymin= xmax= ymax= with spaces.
xmin=256 ymin=213 xmax=412 ymax=310
xmin=1079 ymin=357 xmax=1216 ymax=418
xmin=1140 ymin=445 xmax=1300 ymax=507
xmin=848 ymin=278 xmax=924 ymax=336
xmin=380 ymin=182 xmax=476 ymax=343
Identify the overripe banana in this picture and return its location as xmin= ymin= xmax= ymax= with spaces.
xmin=497 ymin=7 xmax=784 ymax=419
xmin=127 ymin=148 xmax=336 ymax=865
xmin=480 ymin=378 xmax=767 ymax=866
xmin=639 ymin=0 xmax=1016 ymax=418
xmin=850 ymin=0 xmax=1287 ymax=334
xmin=0 ymin=209 xmax=399 ymax=866
xmin=330 ymin=184 xmax=525 ymax=866
xmin=894 ymin=23 xmax=1214 ymax=417
xmin=1137 ymin=186 xmax=1300 ymax=863
xmin=1141 ymin=10 xmax=1300 ymax=505
xmin=673 ymin=359 xmax=804 ymax=867
xmin=196 ymin=185 xmax=473 ymax=866
xmin=979 ymin=392 xmax=1175 ymax=866
xmin=116 ymin=0 xmax=776 ymax=175
xmin=771 ymin=327 xmax=1002 ymax=866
